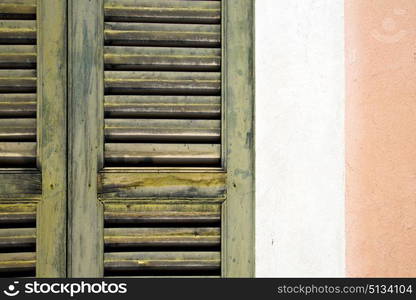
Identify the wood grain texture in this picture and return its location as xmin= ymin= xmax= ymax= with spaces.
xmin=68 ymin=0 xmax=104 ymax=277
xmin=105 ymin=95 xmax=220 ymax=118
xmin=222 ymin=0 xmax=255 ymax=277
xmin=36 ymin=0 xmax=67 ymax=278
xmin=104 ymin=203 xmax=221 ymax=225
xmin=104 ymin=0 xmax=221 ymax=24
xmin=105 ymin=22 xmax=220 ymax=47
xmin=99 ymin=172 xmax=226 ymax=199
xmin=104 ymin=46 xmax=220 ymax=71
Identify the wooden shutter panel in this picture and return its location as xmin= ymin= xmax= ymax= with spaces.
xmin=69 ymin=0 xmax=253 ymax=278
xmin=0 ymin=0 xmax=37 ymax=277
xmin=101 ymin=0 xmax=222 ymax=277
xmin=0 ymin=0 xmax=66 ymax=277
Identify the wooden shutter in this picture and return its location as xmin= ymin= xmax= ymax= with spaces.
xmin=0 ymin=0 xmax=67 ymax=278
xmin=68 ymin=0 xmax=253 ymax=278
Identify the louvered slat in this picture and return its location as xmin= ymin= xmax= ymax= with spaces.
xmin=104 ymin=252 xmax=220 ymax=274
xmin=0 ymin=252 xmax=35 ymax=276
xmin=105 ymin=22 xmax=220 ymax=47
xmin=0 ymin=203 xmax=36 ymax=225
xmin=0 ymin=20 xmax=36 ymax=44
xmin=0 ymin=69 xmax=36 ymax=93
xmin=0 ymin=119 xmax=36 ymax=141
xmin=104 ymin=204 xmax=221 ymax=225
xmin=0 ymin=45 xmax=35 ymax=68
xmin=105 ymin=71 xmax=220 ymax=95
xmin=105 ymin=143 xmax=220 ymax=166
xmin=0 ymin=94 xmax=36 ymax=117
xmin=105 ymin=46 xmax=220 ymax=71
xmin=105 ymin=95 xmax=220 ymax=118
xmin=0 ymin=142 xmax=36 ymax=166
xmin=105 ymin=228 xmax=220 ymax=248
xmin=104 ymin=0 xmax=221 ymax=24
xmin=0 ymin=0 xmax=36 ymax=20
xmin=105 ymin=119 xmax=220 ymax=142
xmin=0 ymin=228 xmax=35 ymax=249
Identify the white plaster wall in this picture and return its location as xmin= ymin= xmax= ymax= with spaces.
xmin=255 ymin=0 xmax=345 ymax=277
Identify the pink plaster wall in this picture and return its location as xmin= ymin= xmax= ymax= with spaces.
xmin=346 ymin=0 xmax=416 ymax=276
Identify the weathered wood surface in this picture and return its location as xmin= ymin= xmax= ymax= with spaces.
xmin=105 ymin=119 xmax=220 ymax=142
xmin=222 ymin=0 xmax=255 ymax=277
xmin=104 ymin=203 xmax=221 ymax=225
xmin=0 ymin=94 xmax=36 ymax=117
xmin=0 ymin=228 xmax=35 ymax=249
xmin=104 ymin=251 xmax=220 ymax=272
xmin=99 ymin=172 xmax=226 ymax=199
xmin=0 ymin=203 xmax=36 ymax=224
xmin=0 ymin=0 xmax=36 ymax=19
xmin=0 ymin=252 xmax=35 ymax=273
xmin=36 ymin=0 xmax=67 ymax=277
xmin=0 ymin=45 xmax=36 ymax=68
xmin=105 ymin=143 xmax=220 ymax=166
xmin=0 ymin=69 xmax=36 ymax=93
xmin=0 ymin=20 xmax=36 ymax=43
xmin=0 ymin=142 xmax=36 ymax=167
xmin=0 ymin=172 xmax=40 ymax=197
xmin=105 ymin=71 xmax=220 ymax=95
xmin=105 ymin=95 xmax=220 ymax=118
xmin=0 ymin=119 xmax=36 ymax=141
xmin=105 ymin=22 xmax=220 ymax=47
xmin=104 ymin=0 xmax=221 ymax=24
xmin=105 ymin=227 xmax=220 ymax=248
xmin=68 ymin=0 xmax=104 ymax=277
xmin=105 ymin=46 xmax=220 ymax=71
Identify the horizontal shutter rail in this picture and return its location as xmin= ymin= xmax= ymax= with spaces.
xmin=0 ymin=142 xmax=35 ymax=167
xmin=0 ymin=0 xmax=36 ymax=20
xmin=0 ymin=45 xmax=35 ymax=68
xmin=105 ymin=227 xmax=220 ymax=248
xmin=104 ymin=204 xmax=221 ymax=225
xmin=105 ymin=71 xmax=220 ymax=95
xmin=0 ymin=252 xmax=35 ymax=276
xmin=0 ymin=94 xmax=36 ymax=117
xmin=104 ymin=0 xmax=221 ymax=24
xmin=104 ymin=251 xmax=220 ymax=273
xmin=105 ymin=95 xmax=221 ymax=118
xmin=0 ymin=20 xmax=36 ymax=44
xmin=105 ymin=143 xmax=220 ymax=166
xmin=0 ymin=228 xmax=35 ymax=249
xmin=0 ymin=203 xmax=36 ymax=225
xmin=105 ymin=22 xmax=220 ymax=47
xmin=0 ymin=119 xmax=35 ymax=141
xmin=0 ymin=69 xmax=36 ymax=93
xmin=104 ymin=46 xmax=220 ymax=71
xmin=105 ymin=119 xmax=220 ymax=142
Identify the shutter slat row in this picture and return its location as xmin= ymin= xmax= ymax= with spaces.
xmin=104 ymin=0 xmax=221 ymax=24
xmin=0 ymin=1 xmax=37 ymax=277
xmin=103 ymin=0 xmax=222 ymax=277
xmin=104 ymin=203 xmax=221 ymax=276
